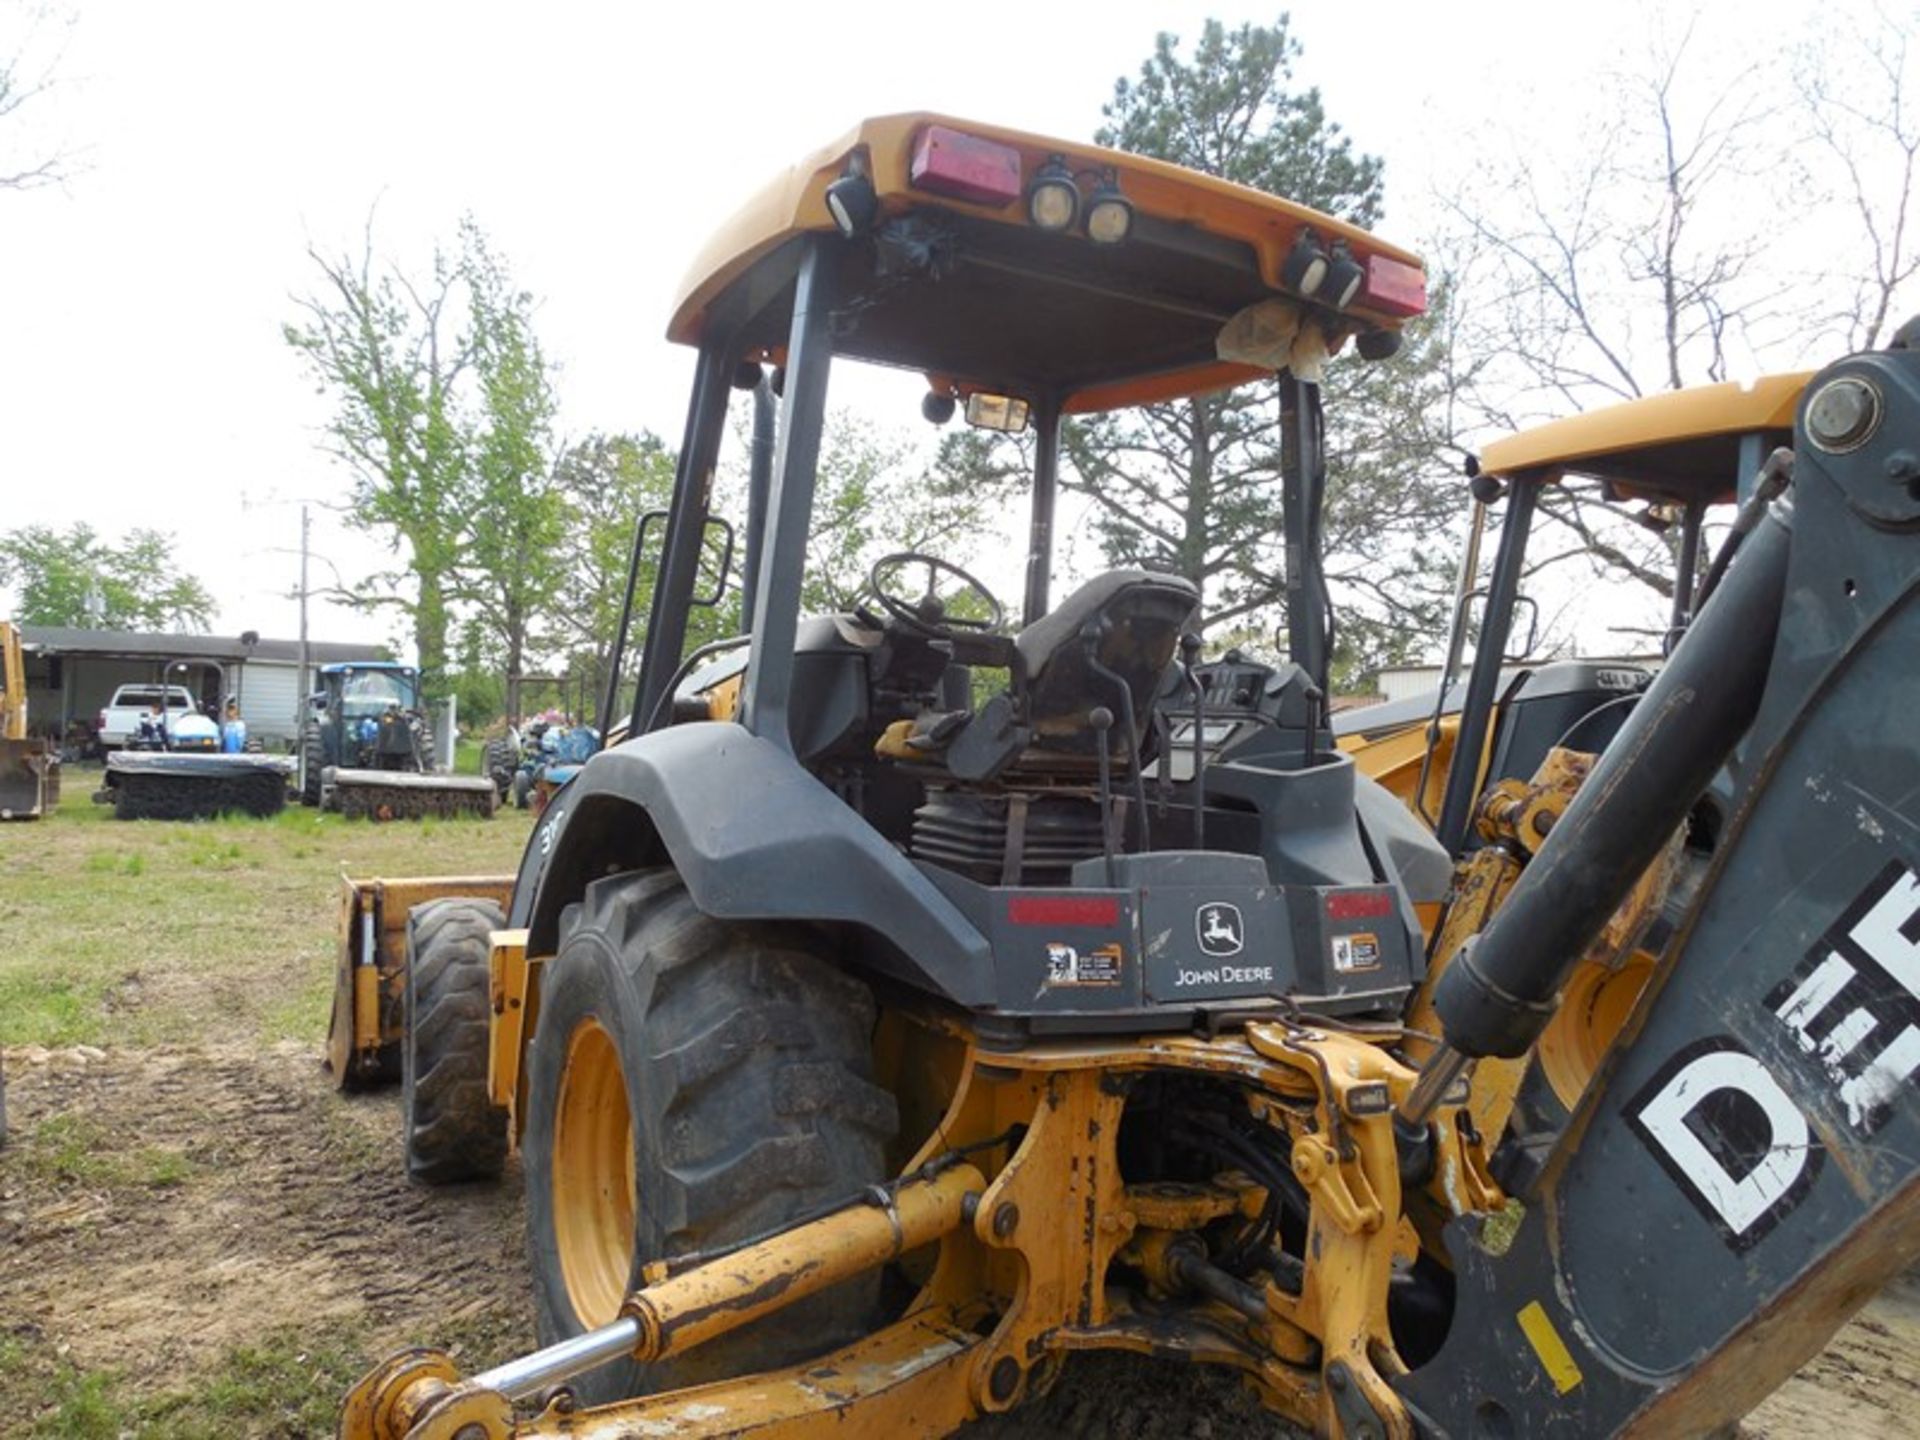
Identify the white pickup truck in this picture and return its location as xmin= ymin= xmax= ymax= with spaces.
xmin=97 ymin=683 xmax=200 ymax=749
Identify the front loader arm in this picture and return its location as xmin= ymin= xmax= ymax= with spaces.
xmin=1397 ymin=342 xmax=1920 ymax=1433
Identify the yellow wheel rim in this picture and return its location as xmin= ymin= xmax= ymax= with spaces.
xmin=552 ymin=1018 xmax=636 ymax=1326
xmin=1538 ymin=955 xmax=1656 ymax=1110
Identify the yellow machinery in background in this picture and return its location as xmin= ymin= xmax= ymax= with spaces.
xmin=1 ymin=620 xmax=57 ymax=820
xmin=1339 ymin=372 xmax=1807 ymax=841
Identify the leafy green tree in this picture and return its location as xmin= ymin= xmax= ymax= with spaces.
xmin=445 ymin=619 xmax=505 ymax=729
xmin=0 ymin=523 xmax=215 ymax=631
xmin=447 ymin=222 xmax=564 ymax=720
xmin=1058 ymin=15 xmax=1462 ymax=683
xmin=1102 ymin=16 xmax=1382 ymax=222
xmin=287 ymin=216 xmax=576 ymax=706
xmin=285 ymin=219 xmax=471 ymax=688
xmin=550 ymin=431 xmax=733 ymax=727
xmin=799 ymin=412 xmax=1009 ymax=619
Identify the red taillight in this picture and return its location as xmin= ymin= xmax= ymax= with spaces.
xmin=1007 ymin=895 xmax=1121 ymax=927
xmin=97 ymin=710 xmax=106 ymax=731
xmin=1362 ymin=255 xmax=1426 ymax=318
xmin=910 ymin=126 xmax=1022 ymax=207
xmin=1326 ymin=889 xmax=1395 ymax=921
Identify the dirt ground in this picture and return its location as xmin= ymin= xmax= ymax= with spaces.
xmin=2 ymin=785 xmax=1916 ymax=1436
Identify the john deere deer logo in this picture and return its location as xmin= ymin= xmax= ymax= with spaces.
xmin=1197 ymin=903 xmax=1244 ymax=957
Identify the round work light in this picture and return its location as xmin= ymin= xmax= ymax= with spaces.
xmin=825 ymin=173 xmax=879 ymax=238
xmin=1322 ymin=242 xmax=1365 ymax=310
xmin=1026 ymin=155 xmax=1079 ymax=232
xmin=1084 ymin=172 xmax=1134 ymax=245
xmin=1281 ymin=229 xmax=1329 ymax=298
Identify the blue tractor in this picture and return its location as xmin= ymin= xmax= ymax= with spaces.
xmin=510 ymin=721 xmax=600 ymax=813
xmin=300 ymin=662 xmax=495 ymax=820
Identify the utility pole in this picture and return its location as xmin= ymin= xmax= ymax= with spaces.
xmin=297 ymin=505 xmax=311 ymax=785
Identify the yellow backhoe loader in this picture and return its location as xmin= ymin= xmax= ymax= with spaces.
xmin=1337 ymin=371 xmax=1808 ymax=844
xmin=330 ymin=114 xmax=1920 ymax=1439
xmin=1 ymin=619 xmax=58 ymax=819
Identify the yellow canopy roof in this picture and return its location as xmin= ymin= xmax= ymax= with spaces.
xmin=666 ymin=113 xmax=1426 ymax=415
xmin=1480 ymin=373 xmax=1810 ymax=504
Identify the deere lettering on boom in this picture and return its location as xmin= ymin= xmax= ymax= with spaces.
xmin=329 ymin=114 xmax=1920 ymax=1439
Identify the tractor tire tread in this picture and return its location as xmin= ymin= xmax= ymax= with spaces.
xmin=524 ymin=867 xmax=898 ymax=1401
xmin=403 ymin=898 xmax=508 ymax=1185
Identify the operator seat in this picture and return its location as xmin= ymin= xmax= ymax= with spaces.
xmin=877 ymin=569 xmax=1199 ymax=781
xmin=1016 ymin=569 xmax=1199 ymax=757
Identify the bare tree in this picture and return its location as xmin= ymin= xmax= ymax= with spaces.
xmin=1434 ymin=7 xmax=1920 ymax=626
xmin=0 ymin=3 xmax=73 ymax=191
xmin=1799 ymin=6 xmax=1920 ymax=351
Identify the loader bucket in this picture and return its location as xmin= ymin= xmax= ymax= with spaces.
xmin=325 ymin=873 xmax=516 ymax=1091
xmin=0 ymin=737 xmax=56 ymax=820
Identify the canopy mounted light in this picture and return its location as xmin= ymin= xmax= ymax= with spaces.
xmin=1355 ymin=328 xmax=1401 ymax=362
xmin=964 ymin=392 xmax=1031 ymax=434
xmin=1321 ymin=241 xmax=1365 ymax=310
xmin=825 ymin=171 xmax=879 ymax=238
xmin=1084 ymin=170 xmax=1134 ymax=245
xmin=1026 ymin=155 xmax=1079 ymax=232
xmin=922 ymin=390 xmax=957 ymax=425
xmin=1281 ymin=228 xmax=1329 ymax=298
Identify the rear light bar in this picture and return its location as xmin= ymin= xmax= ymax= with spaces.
xmin=1008 ymin=895 xmax=1121 ymax=927
xmin=910 ymin=125 xmax=1022 ymax=207
xmin=1361 ymin=254 xmax=1426 ymax=318
xmin=1326 ymin=889 xmax=1395 ymax=921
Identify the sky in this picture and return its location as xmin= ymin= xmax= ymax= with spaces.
xmin=0 ymin=0 xmax=1896 ymax=660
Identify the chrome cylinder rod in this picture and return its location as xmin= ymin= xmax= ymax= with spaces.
xmin=473 ymin=1316 xmax=641 ymax=1402
xmin=1401 ymin=1045 xmax=1475 ymax=1130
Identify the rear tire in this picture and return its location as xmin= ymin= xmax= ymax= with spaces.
xmin=522 ymin=869 xmax=897 ymax=1405
xmin=484 ymin=737 xmax=517 ymax=798
xmin=300 ymin=726 xmax=324 ymax=807
xmin=403 ymin=898 xmax=509 ymax=1184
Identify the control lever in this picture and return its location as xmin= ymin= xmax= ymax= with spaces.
xmin=1179 ymin=632 xmax=1206 ymax=848
xmin=1090 ymin=706 xmax=1117 ymax=885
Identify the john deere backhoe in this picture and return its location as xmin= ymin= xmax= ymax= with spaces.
xmin=331 ymin=114 xmax=1920 ymax=1439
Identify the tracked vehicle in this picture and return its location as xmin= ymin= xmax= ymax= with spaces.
xmin=333 ymin=115 xmax=1920 ymax=1439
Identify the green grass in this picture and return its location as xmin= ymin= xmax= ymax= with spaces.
xmin=18 ymin=1113 xmax=196 ymax=1191
xmin=0 ymin=769 xmax=537 ymax=1439
xmin=4 ymin=1324 xmax=374 ymax=1439
xmin=0 ymin=775 xmax=533 ymax=1051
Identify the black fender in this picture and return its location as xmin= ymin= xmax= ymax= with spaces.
xmin=510 ymin=721 xmax=995 ymax=1007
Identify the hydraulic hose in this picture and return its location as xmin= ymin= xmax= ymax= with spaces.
xmin=1405 ymin=503 xmax=1794 ymax=1123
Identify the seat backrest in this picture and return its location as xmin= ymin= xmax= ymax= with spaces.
xmin=1015 ymin=570 xmax=1199 ymax=755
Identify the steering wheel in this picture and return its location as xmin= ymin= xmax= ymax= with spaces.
xmin=867 ymin=551 xmax=1007 ymax=638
